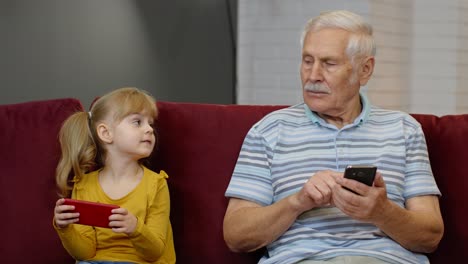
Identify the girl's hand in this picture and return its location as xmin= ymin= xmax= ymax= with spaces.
xmin=54 ymin=198 xmax=79 ymax=228
xmin=109 ymin=207 xmax=137 ymax=235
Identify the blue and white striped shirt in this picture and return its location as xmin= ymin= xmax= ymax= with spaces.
xmin=225 ymin=94 xmax=440 ymax=264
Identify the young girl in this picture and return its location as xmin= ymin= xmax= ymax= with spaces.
xmin=53 ymin=87 xmax=175 ymax=264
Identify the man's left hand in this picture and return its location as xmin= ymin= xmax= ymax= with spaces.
xmin=332 ymin=172 xmax=390 ymax=223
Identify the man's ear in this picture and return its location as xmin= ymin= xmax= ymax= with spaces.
xmin=358 ymin=56 xmax=375 ymax=86
xmin=96 ymin=123 xmax=113 ymax=144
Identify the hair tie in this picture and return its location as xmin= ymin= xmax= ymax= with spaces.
xmin=88 ymin=111 xmax=92 ymax=119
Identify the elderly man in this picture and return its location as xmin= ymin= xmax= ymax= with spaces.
xmin=223 ymin=10 xmax=443 ymax=264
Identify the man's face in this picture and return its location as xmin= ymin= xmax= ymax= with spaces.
xmin=300 ymin=28 xmax=362 ymax=117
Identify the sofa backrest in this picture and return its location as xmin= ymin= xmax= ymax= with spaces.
xmin=2 ymin=98 xmax=467 ymax=264
xmin=0 ymin=98 xmax=82 ymax=263
xmin=153 ymin=101 xmax=468 ymax=264
xmin=412 ymin=114 xmax=468 ymax=263
xmin=151 ymin=101 xmax=285 ymax=264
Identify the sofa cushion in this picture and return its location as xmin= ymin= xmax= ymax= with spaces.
xmin=0 ymin=98 xmax=82 ymax=263
xmin=152 ymin=101 xmax=285 ymax=264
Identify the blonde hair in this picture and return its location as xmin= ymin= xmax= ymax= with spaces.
xmin=300 ymin=10 xmax=376 ymax=65
xmin=56 ymin=87 xmax=157 ymax=197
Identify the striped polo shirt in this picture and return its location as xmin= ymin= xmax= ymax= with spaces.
xmin=225 ymin=94 xmax=440 ymax=264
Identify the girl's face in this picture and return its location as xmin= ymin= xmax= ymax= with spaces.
xmin=109 ymin=111 xmax=155 ymax=161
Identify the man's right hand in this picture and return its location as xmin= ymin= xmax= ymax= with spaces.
xmin=223 ymin=170 xmax=340 ymax=252
xmin=290 ymin=170 xmax=340 ymax=213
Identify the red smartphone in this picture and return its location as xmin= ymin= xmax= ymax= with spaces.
xmin=63 ymin=198 xmax=119 ymax=228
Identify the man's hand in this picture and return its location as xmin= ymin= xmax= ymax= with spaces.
xmin=291 ymin=170 xmax=340 ymax=213
xmin=224 ymin=170 xmax=340 ymax=252
xmin=333 ymin=172 xmax=443 ymax=252
xmin=332 ymin=172 xmax=389 ymax=222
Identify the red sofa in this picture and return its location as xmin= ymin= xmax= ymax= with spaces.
xmin=1 ymin=98 xmax=467 ymax=263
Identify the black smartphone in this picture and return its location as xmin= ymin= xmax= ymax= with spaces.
xmin=343 ymin=165 xmax=377 ymax=191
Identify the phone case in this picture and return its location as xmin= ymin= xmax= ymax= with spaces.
xmin=63 ymin=198 xmax=119 ymax=228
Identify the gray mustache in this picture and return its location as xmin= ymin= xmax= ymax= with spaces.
xmin=304 ymin=83 xmax=331 ymax=94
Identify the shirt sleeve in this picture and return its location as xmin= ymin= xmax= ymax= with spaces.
xmin=225 ymin=126 xmax=274 ymax=206
xmin=403 ymin=120 xmax=441 ymax=199
xmin=128 ymin=171 xmax=172 ymax=262
xmin=53 ymin=212 xmax=97 ymax=260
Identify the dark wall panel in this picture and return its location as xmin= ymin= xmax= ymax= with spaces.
xmin=0 ymin=0 xmax=237 ymax=109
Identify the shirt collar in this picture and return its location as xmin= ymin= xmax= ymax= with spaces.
xmin=304 ymin=91 xmax=371 ymax=127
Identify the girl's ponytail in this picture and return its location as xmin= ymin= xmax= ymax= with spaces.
xmin=55 ymin=111 xmax=97 ymax=197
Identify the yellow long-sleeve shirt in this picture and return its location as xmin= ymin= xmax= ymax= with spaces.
xmin=54 ymin=166 xmax=175 ymax=264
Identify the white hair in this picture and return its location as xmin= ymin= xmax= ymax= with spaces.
xmin=300 ymin=10 xmax=376 ymax=65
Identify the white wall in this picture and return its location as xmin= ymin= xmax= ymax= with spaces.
xmin=237 ymin=0 xmax=468 ymax=115
xmin=407 ymin=0 xmax=467 ymax=114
